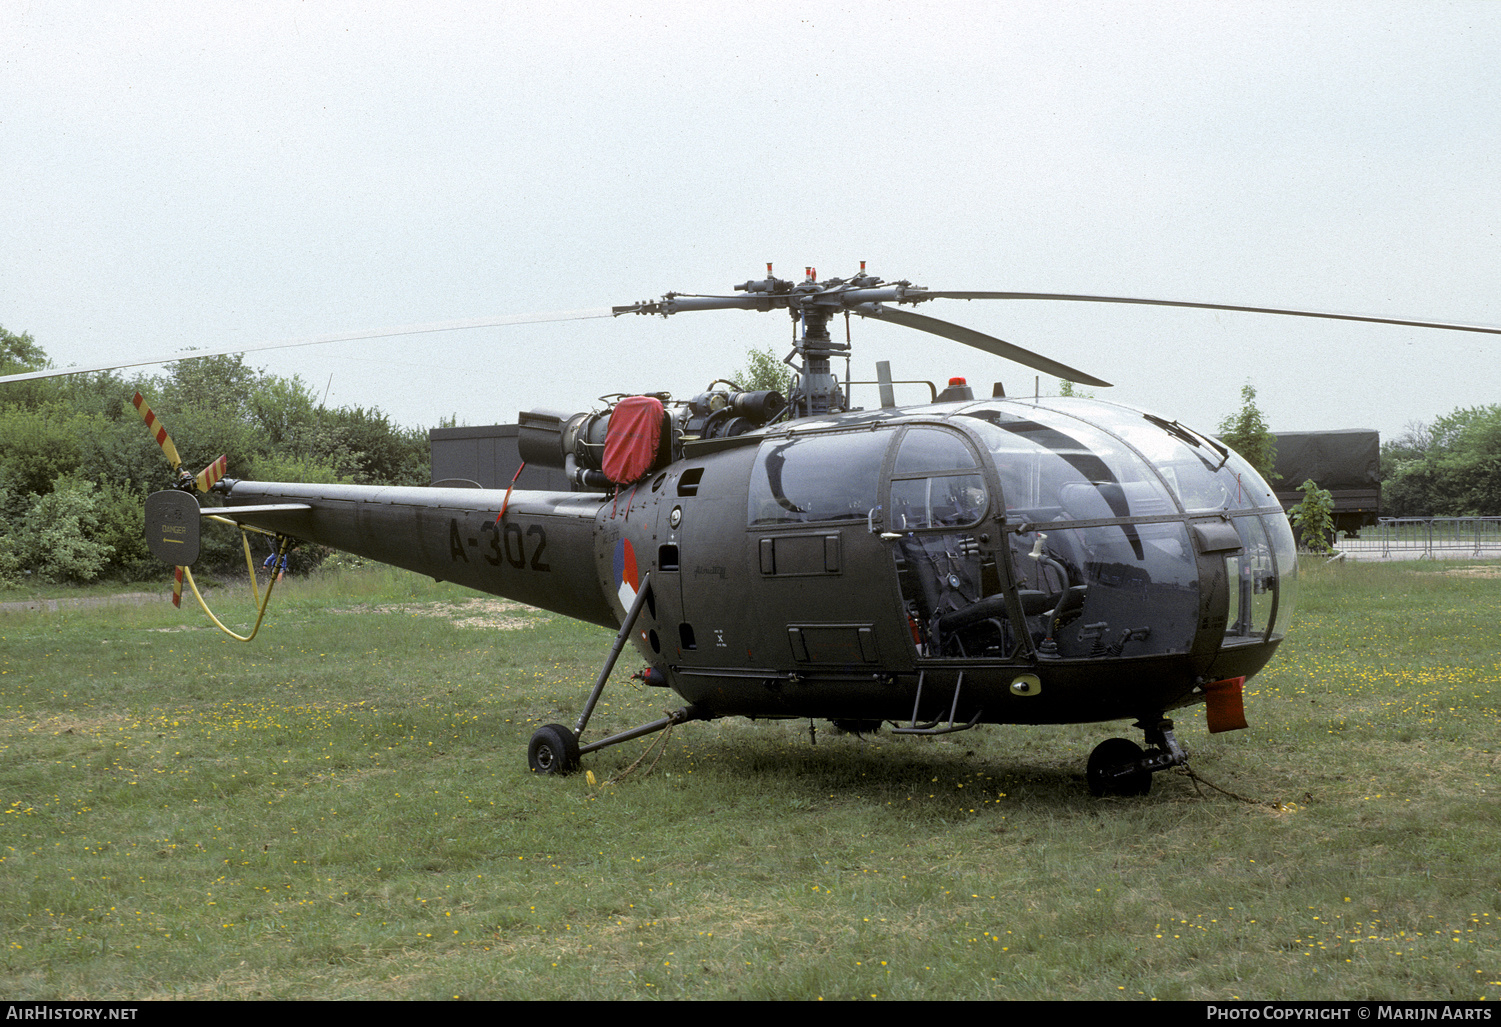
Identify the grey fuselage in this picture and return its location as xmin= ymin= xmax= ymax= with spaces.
xmin=219 ymin=395 xmax=1296 ymax=728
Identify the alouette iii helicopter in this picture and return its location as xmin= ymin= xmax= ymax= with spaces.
xmin=14 ymin=264 xmax=1501 ymax=795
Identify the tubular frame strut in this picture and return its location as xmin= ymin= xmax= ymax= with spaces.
xmin=567 ymin=574 xmax=711 ymax=758
xmin=577 ymin=706 xmax=705 ymax=756
xmin=574 ymin=573 xmax=652 ymax=738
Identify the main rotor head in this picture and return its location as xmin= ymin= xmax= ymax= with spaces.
xmin=613 ymin=263 xmax=1112 ymax=417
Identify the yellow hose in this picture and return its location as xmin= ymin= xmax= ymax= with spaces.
xmin=182 ymin=530 xmax=289 ymax=642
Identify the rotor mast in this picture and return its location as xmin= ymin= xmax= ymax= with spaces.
xmin=791 ymin=300 xmax=845 ymax=416
xmin=781 ymin=265 xmax=860 ymax=417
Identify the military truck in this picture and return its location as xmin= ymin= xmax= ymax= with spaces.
xmin=429 ymin=423 xmax=570 ymax=491
xmin=1271 ymin=429 xmax=1380 ymax=538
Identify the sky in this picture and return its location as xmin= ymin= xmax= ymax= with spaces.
xmin=4 ymin=1 xmax=1499 ymax=443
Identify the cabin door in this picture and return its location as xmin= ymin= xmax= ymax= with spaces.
xmin=746 ymin=428 xmax=912 ymax=671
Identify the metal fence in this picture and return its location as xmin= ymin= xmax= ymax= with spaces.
xmin=1359 ymin=517 xmax=1501 ymax=558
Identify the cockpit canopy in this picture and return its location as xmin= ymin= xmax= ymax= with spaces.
xmin=746 ymin=395 xmax=1297 ymax=662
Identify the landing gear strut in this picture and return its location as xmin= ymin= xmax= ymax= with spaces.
xmin=1086 ymin=717 xmax=1188 ymax=797
xmin=525 ymin=574 xmax=708 ymax=776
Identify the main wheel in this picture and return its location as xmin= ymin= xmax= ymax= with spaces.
xmin=1087 ymin=737 xmax=1151 ymax=797
xmin=528 ymin=724 xmax=580 ymax=775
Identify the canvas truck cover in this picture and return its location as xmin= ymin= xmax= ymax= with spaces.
xmin=1272 ymin=429 xmax=1380 ymax=517
xmin=1273 ymin=430 xmax=1379 ymax=491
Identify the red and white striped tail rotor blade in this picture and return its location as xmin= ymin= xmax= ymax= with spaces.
xmin=195 ymin=455 xmax=228 ymax=493
xmin=131 ymin=392 xmax=184 ymax=472
xmin=172 ymin=566 xmax=184 ymax=608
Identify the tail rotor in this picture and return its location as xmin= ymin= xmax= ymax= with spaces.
xmin=132 ymin=392 xmax=226 ymax=606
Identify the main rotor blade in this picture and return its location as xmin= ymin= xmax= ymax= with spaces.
xmin=613 ymin=294 xmax=770 ymax=315
xmin=0 ymin=307 xmax=616 ymax=385
xmin=920 ymin=292 xmax=1501 ymax=337
xmin=853 ymin=304 xmax=1112 ymax=388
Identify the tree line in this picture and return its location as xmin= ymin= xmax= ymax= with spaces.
xmin=1379 ymin=407 xmax=1501 ymax=518
xmin=1 ymin=325 xmax=430 ymax=586
xmin=1215 ymin=380 xmax=1501 ymax=521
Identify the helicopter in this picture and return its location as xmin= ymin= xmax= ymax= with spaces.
xmin=13 ymin=263 xmax=1501 ymax=795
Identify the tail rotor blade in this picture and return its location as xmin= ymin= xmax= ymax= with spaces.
xmin=172 ymin=566 xmax=184 ymax=608
xmin=196 ymin=455 xmax=228 ymax=493
xmin=132 ymin=392 xmax=184 ymax=472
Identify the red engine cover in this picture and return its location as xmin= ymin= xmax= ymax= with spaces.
xmin=601 ymin=395 xmax=665 ymax=484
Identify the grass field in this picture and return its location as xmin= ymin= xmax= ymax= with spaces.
xmin=1 ymin=561 xmax=1497 ymax=1000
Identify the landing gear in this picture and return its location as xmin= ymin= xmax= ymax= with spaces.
xmin=1086 ymin=718 xmax=1189 ymax=797
xmin=522 ymin=573 xmax=709 ymax=777
xmin=528 ymin=724 xmax=580 ymax=775
xmin=1087 ymin=737 xmax=1151 ymax=796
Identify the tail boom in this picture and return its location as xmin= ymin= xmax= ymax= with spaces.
xmin=216 ymin=480 xmax=617 ymax=628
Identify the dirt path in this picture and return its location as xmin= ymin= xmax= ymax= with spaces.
xmin=330 ymin=598 xmax=546 ymax=630
xmin=0 ymin=591 xmax=174 ymax=614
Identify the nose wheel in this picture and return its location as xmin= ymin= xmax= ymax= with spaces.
xmin=1086 ymin=718 xmax=1188 ymax=797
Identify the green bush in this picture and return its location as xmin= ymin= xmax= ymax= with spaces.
xmin=0 ymin=404 xmax=102 ymax=496
xmin=1380 ymin=405 xmax=1501 ymax=516
xmin=0 ymin=491 xmax=21 ymax=588
xmin=243 ymin=453 xmax=344 ymax=485
xmin=1289 ymin=479 xmax=1336 ymax=553
xmin=14 ymin=476 xmax=114 ymax=583
xmin=0 ymin=332 xmax=431 ymax=582
xmin=91 ymin=478 xmax=155 ymax=580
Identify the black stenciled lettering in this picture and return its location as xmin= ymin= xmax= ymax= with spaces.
xmin=503 ymin=522 xmax=526 ymax=568
xmin=481 ymin=522 xmax=502 ymax=567
xmin=527 ymin=524 xmax=550 ymax=571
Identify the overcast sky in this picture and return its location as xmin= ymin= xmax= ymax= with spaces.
xmin=4 ymin=1 xmax=1499 ymax=443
